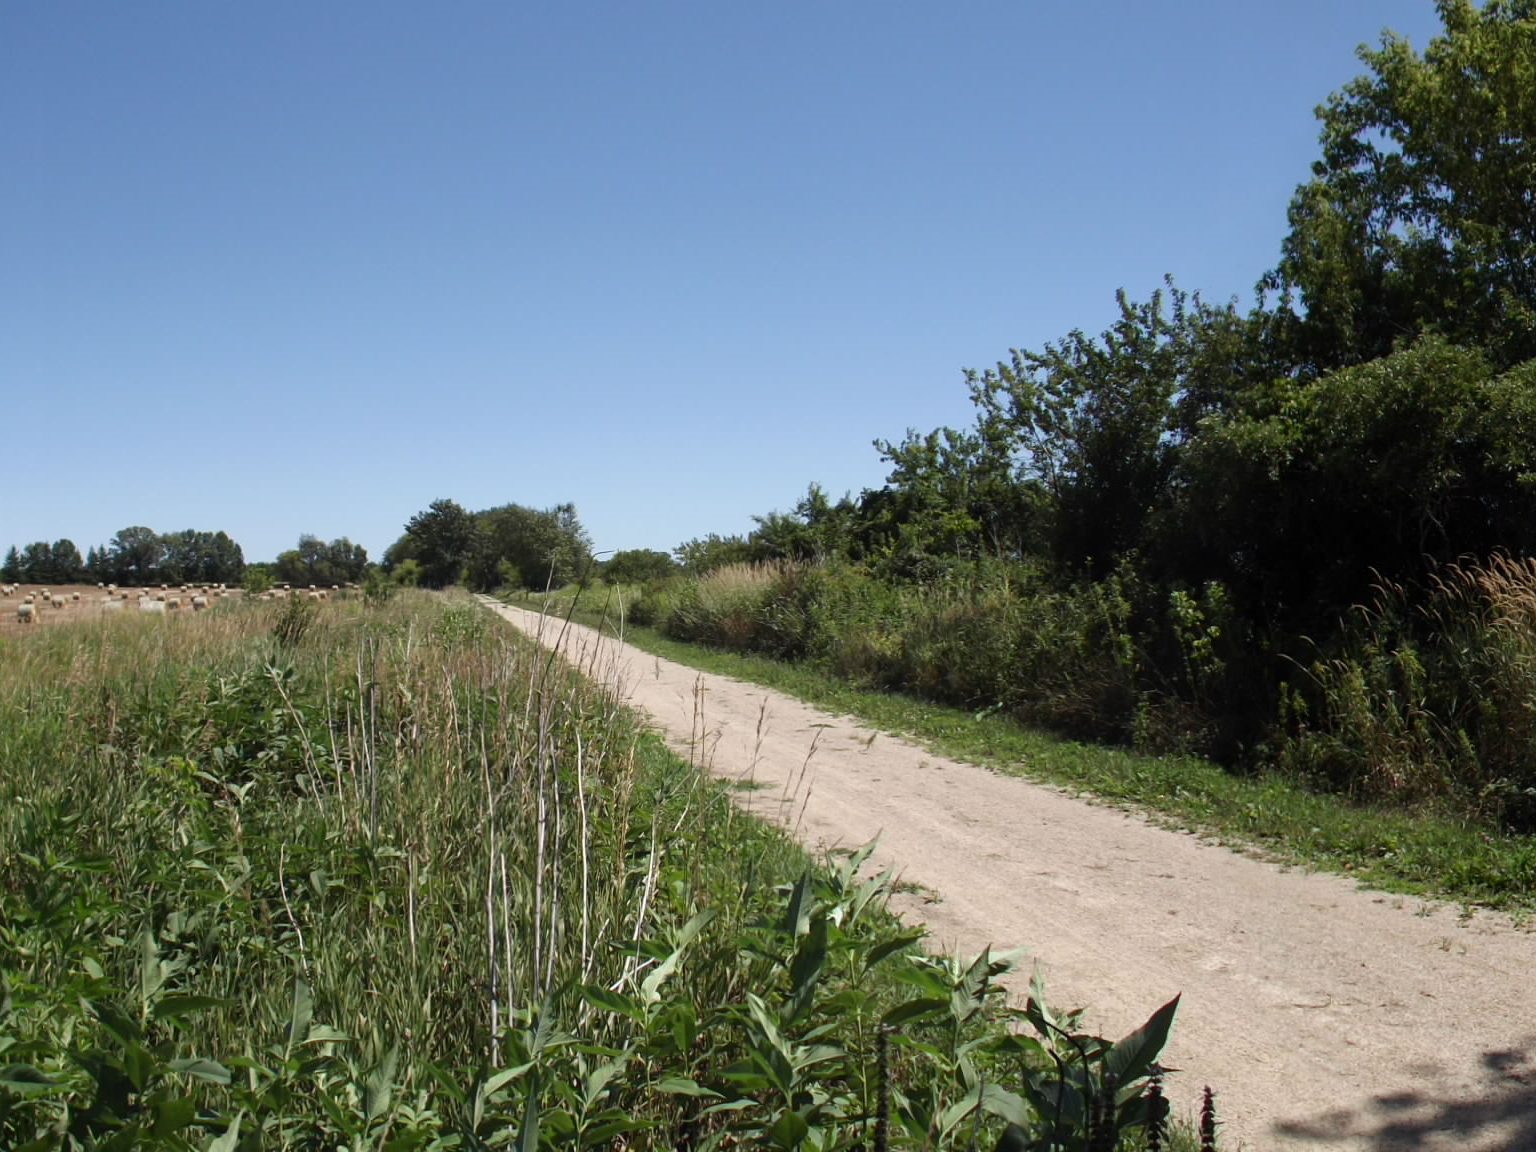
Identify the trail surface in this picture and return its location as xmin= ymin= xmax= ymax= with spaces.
xmin=481 ymin=597 xmax=1536 ymax=1152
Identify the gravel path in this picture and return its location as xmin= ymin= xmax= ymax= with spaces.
xmin=481 ymin=597 xmax=1536 ymax=1152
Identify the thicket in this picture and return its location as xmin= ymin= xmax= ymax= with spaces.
xmin=0 ymin=593 xmax=1195 ymax=1149
xmin=652 ymin=2 xmax=1536 ymax=833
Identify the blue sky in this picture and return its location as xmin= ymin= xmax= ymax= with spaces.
xmin=2 ymin=2 xmax=1447 ymax=565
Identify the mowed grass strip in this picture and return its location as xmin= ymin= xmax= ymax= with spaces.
xmin=529 ymin=588 xmax=1536 ymax=914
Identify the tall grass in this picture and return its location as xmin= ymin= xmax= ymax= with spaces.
xmin=1 ymin=591 xmax=1198 ymax=1149
xmin=1281 ymin=555 xmax=1536 ymax=830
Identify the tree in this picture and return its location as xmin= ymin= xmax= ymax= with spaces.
xmin=19 ymin=542 xmax=55 ymax=584
xmin=1 ymin=546 xmax=18 ymax=582
xmin=1272 ymin=0 xmax=1536 ymax=371
xmin=403 ymin=499 xmax=476 ymax=588
xmin=604 ymin=549 xmax=677 ymax=586
xmin=464 ymin=503 xmax=594 ymax=592
xmin=969 ymin=285 xmax=1198 ymax=578
xmin=106 ymin=526 xmax=164 ymax=585
xmin=273 ymin=536 xmax=368 ymax=587
xmin=51 ymin=539 xmax=84 ymax=583
xmin=673 ymin=533 xmax=757 ymax=574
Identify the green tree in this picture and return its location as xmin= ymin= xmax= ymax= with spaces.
xmin=106 ymin=526 xmax=164 ymax=585
xmin=19 ymin=542 xmax=55 ymax=584
xmin=603 ymin=548 xmax=677 ymax=585
xmin=1 ymin=546 xmax=18 ymax=582
xmin=673 ymin=533 xmax=757 ymax=573
xmin=464 ymin=503 xmax=593 ymax=592
xmin=966 ymin=285 xmax=1204 ymax=578
xmin=403 ymin=499 xmax=475 ymax=588
xmin=1272 ymin=0 xmax=1536 ymax=371
xmin=51 ymin=539 xmax=85 ymax=583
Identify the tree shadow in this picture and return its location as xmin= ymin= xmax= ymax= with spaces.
xmin=1272 ymin=1040 xmax=1536 ymax=1150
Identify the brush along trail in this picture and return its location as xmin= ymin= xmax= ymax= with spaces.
xmin=480 ymin=596 xmax=1536 ymax=1152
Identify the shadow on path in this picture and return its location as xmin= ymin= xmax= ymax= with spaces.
xmin=1274 ymin=1039 xmax=1536 ymax=1151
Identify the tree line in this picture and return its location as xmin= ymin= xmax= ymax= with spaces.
xmin=650 ymin=2 xmax=1536 ymax=822
xmin=2 ymin=527 xmax=247 ymax=587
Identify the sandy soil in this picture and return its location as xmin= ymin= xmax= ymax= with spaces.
xmin=481 ymin=597 xmax=1536 ymax=1152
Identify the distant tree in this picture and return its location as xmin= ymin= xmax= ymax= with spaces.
xmin=603 ymin=549 xmax=677 ymax=586
xmin=403 ymin=499 xmax=475 ymax=588
xmin=464 ymin=503 xmax=593 ymax=592
xmin=274 ymin=535 xmax=369 ymax=587
xmin=1 ymin=546 xmax=18 ymax=582
xmin=51 ymin=539 xmax=85 ymax=583
xmin=19 ymin=542 xmax=54 ymax=584
xmin=158 ymin=529 xmax=246 ymax=585
xmin=673 ymin=533 xmax=757 ymax=574
xmin=107 ymin=526 xmax=164 ymax=585
xmin=380 ymin=534 xmax=419 ymax=573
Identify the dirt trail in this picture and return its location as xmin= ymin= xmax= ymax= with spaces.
xmin=481 ymin=597 xmax=1536 ymax=1152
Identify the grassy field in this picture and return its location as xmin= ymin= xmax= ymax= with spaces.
xmin=1 ymin=589 xmax=1201 ymax=1150
xmin=521 ymin=583 xmax=1536 ymax=916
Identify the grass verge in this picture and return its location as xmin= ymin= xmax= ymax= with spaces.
xmin=525 ymin=586 xmax=1536 ymax=915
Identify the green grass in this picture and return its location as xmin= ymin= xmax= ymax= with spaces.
xmin=527 ymin=586 xmax=1536 ymax=915
xmin=2 ymin=588 xmax=1208 ymax=1150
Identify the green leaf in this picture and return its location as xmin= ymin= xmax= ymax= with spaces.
xmin=654 ymin=1076 xmax=722 ymax=1099
xmin=767 ymin=1108 xmax=810 ymax=1149
xmin=153 ymin=995 xmax=234 ymax=1023
xmin=1105 ymin=993 xmax=1180 ymax=1085
xmin=207 ymin=1111 xmax=243 ymax=1152
xmin=582 ymin=1055 xmax=628 ymax=1111
xmin=580 ymin=985 xmax=643 ymax=1021
xmin=516 ymin=1070 xmax=540 ymax=1152
xmin=881 ymin=997 xmax=948 ymax=1027
xmin=992 ymin=1123 xmax=1033 ymax=1152
xmin=167 ymin=1058 xmax=232 ymax=1085
xmin=365 ymin=1045 xmax=398 ymax=1123
xmin=151 ymin=1094 xmax=197 ymax=1137
xmin=784 ymin=916 xmax=828 ymax=1026
xmin=863 ymin=931 xmax=924 ymax=974
xmin=284 ymin=979 xmax=313 ymax=1060
xmin=979 ymin=1084 xmax=1033 ymax=1129
xmin=483 ymin=1061 xmax=538 ymax=1098
xmin=90 ymin=999 xmax=144 ymax=1048
xmin=0 ymin=1064 xmax=54 ymax=1097
xmin=781 ymin=871 xmax=815 ymax=938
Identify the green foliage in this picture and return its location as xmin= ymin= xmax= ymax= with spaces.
xmin=402 ymin=497 xmax=475 ymax=588
xmin=1171 ymin=338 xmax=1536 ymax=631
xmin=465 ymin=502 xmax=593 ymax=592
xmin=602 ymin=548 xmax=676 ymax=586
xmin=673 ymin=532 xmax=758 ymax=574
xmin=0 ymin=593 xmax=1197 ymax=1150
xmin=1280 ymin=556 xmax=1536 ymax=831
xmin=1272 ymin=0 xmax=1536 ymax=370
xmin=272 ymin=535 xmax=368 ymax=588
xmin=243 ymin=563 xmax=276 ymax=595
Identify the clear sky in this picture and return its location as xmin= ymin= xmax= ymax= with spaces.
xmin=2 ymin=2 xmax=1447 ymax=565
